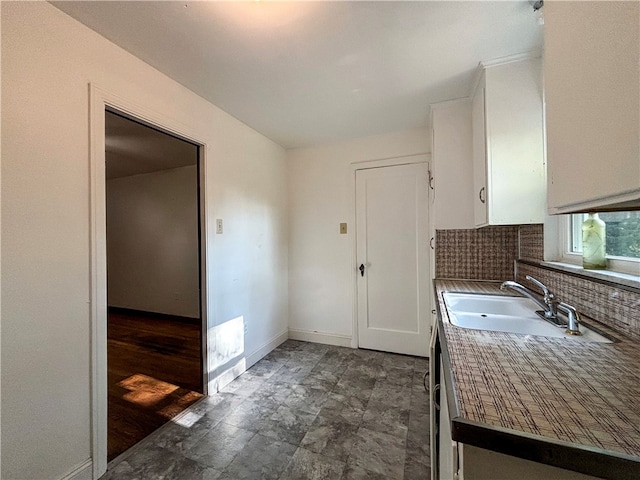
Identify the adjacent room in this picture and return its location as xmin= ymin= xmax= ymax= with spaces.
xmin=1 ymin=1 xmax=638 ymax=480
xmin=105 ymin=111 xmax=204 ymax=460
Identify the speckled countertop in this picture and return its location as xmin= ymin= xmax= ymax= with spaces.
xmin=435 ymin=279 xmax=640 ymax=478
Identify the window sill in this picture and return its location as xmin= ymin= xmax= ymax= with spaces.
xmin=539 ymin=260 xmax=640 ymax=290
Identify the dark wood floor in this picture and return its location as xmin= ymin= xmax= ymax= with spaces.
xmin=108 ymin=309 xmax=204 ymax=461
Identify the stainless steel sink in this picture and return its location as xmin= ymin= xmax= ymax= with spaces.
xmin=443 ymin=292 xmax=612 ymax=343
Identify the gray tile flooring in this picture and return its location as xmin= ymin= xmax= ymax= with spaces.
xmin=101 ymin=340 xmax=431 ymax=480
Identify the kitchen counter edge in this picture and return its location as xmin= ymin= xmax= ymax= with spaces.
xmin=434 ymin=279 xmax=640 ymax=480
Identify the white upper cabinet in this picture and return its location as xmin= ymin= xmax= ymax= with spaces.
xmin=430 ymin=99 xmax=475 ymax=230
xmin=471 ymin=57 xmax=546 ymax=227
xmin=545 ymin=1 xmax=640 ymax=214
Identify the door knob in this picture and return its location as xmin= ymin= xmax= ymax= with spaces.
xmin=359 ymin=264 xmax=365 ymax=277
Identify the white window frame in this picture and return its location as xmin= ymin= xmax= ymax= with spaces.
xmin=559 ymin=214 xmax=640 ymax=276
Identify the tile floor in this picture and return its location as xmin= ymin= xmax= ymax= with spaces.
xmin=101 ymin=340 xmax=431 ymax=480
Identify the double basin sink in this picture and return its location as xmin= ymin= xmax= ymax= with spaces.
xmin=443 ymin=292 xmax=612 ymax=343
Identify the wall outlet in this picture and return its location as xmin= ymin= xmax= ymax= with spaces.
xmin=340 ymin=222 xmax=347 ymax=234
xmin=216 ymin=219 xmax=223 ymax=234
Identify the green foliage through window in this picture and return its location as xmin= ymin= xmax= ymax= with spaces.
xmin=571 ymin=211 xmax=640 ymax=259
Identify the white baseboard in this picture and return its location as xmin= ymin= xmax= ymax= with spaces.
xmin=288 ymin=328 xmax=352 ymax=348
xmin=208 ymin=328 xmax=288 ymax=393
xmin=246 ymin=329 xmax=289 ymax=367
xmin=58 ymin=459 xmax=92 ymax=480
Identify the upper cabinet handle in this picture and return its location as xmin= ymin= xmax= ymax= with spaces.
xmin=433 ymin=383 xmax=441 ymax=410
xmin=479 ymin=187 xmax=486 ymax=204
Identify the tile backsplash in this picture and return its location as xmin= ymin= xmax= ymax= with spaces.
xmin=518 ymin=223 xmax=544 ymax=262
xmin=435 ymin=226 xmax=518 ymax=280
xmin=435 ymin=223 xmax=640 ymax=338
xmin=516 ymin=261 xmax=640 ymax=339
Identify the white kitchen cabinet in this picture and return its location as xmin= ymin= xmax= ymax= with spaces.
xmin=545 ymin=1 xmax=640 ymax=214
xmin=471 ymin=57 xmax=546 ymax=227
xmin=457 ymin=444 xmax=601 ymax=480
xmin=430 ymin=99 xmax=475 ymax=229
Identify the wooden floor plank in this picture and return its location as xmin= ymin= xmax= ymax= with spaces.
xmin=107 ymin=310 xmax=203 ymax=460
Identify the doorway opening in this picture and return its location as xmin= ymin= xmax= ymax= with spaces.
xmin=105 ymin=110 xmax=205 ymax=460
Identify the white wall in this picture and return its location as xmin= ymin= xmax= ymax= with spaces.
xmin=430 ymin=99 xmax=475 ymax=229
xmin=107 ymin=165 xmax=200 ymax=318
xmin=1 ymin=3 xmax=288 ymax=479
xmin=287 ymin=128 xmax=429 ymax=341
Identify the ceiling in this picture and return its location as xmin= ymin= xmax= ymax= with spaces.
xmin=53 ymin=1 xmax=544 ymax=149
xmin=106 ymin=111 xmax=198 ymax=179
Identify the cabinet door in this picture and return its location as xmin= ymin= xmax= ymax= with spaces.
xmin=545 ymin=1 xmax=640 ymax=213
xmin=472 ymin=86 xmax=488 ymax=227
xmin=439 ymin=358 xmax=457 ymax=480
xmin=460 ymin=444 xmax=601 ymax=480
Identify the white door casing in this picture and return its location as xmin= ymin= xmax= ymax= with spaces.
xmin=355 ymin=162 xmax=431 ymax=357
xmin=89 ymin=84 xmax=209 ymax=479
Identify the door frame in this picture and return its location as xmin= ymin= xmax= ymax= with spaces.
xmin=89 ymin=84 xmax=210 ymax=478
xmin=349 ymin=154 xmax=433 ymax=351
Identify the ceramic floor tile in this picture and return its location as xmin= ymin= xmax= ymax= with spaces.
xmin=311 ymin=359 xmax=349 ymax=376
xmin=301 ymin=414 xmax=361 ymax=462
xmin=124 ymin=445 xmax=220 ymax=480
xmin=407 ymin=411 xmax=430 ymax=446
xmin=261 ymin=348 xmax=292 ymax=363
xmin=403 ymin=458 xmax=430 ymax=480
xmin=404 ymin=439 xmax=431 ymax=480
xmin=369 ymin=385 xmax=412 ymax=410
xmin=219 ymin=433 xmax=297 ymax=480
xmin=409 ymin=385 xmax=430 ymax=414
xmin=378 ymin=366 xmax=415 ymax=388
xmin=279 ymin=447 xmax=346 ymax=480
xmin=350 ymin=349 xmax=385 ymax=365
xmin=270 ymin=363 xmax=315 ymax=384
xmin=222 ymin=397 xmax=279 ymax=431
xmin=341 ymin=465 xmax=394 ymax=480
xmin=183 ymin=421 xmax=255 ymax=470
xmin=100 ymin=460 xmax=140 ymax=480
xmin=361 ymin=402 xmax=410 ymax=439
xmin=282 ymin=384 xmax=329 ymax=414
xmin=382 ymin=353 xmax=416 ymax=370
xmin=278 ymin=340 xmax=306 ymax=351
xmin=104 ymin=341 xmax=430 ymax=480
xmin=333 ymin=377 xmax=376 ymax=402
xmin=319 ymin=392 xmax=368 ymax=426
xmin=259 ymin=405 xmax=318 ymax=445
xmin=253 ymin=379 xmax=298 ymax=403
xmin=219 ymin=375 xmax=265 ymax=397
xmin=301 ymin=370 xmax=341 ymax=390
xmin=151 ymin=416 xmax=218 ymax=456
xmin=348 ymin=427 xmax=407 ymax=480
xmin=161 ymin=458 xmax=221 ymax=480
xmin=413 ymin=357 xmax=430 ymax=372
xmin=200 ymin=393 xmax=246 ymax=424
xmin=349 ymin=362 xmax=384 ymax=380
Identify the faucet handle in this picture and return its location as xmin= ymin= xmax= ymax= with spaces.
xmin=558 ymin=302 xmax=581 ymax=335
xmin=525 ymin=275 xmax=553 ymax=299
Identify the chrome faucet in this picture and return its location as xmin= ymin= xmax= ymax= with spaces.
xmin=557 ymin=302 xmax=582 ymax=336
xmin=500 ymin=275 xmax=562 ymax=326
xmin=524 ymin=275 xmax=559 ymax=318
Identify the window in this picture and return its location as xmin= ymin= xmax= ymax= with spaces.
xmin=566 ymin=211 xmax=640 ymax=274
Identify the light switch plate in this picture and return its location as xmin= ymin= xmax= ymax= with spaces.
xmin=340 ymin=223 xmax=347 ymax=234
xmin=216 ymin=219 xmax=223 ymax=234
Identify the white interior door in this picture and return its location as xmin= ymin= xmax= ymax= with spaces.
xmin=356 ymin=162 xmax=430 ymax=357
